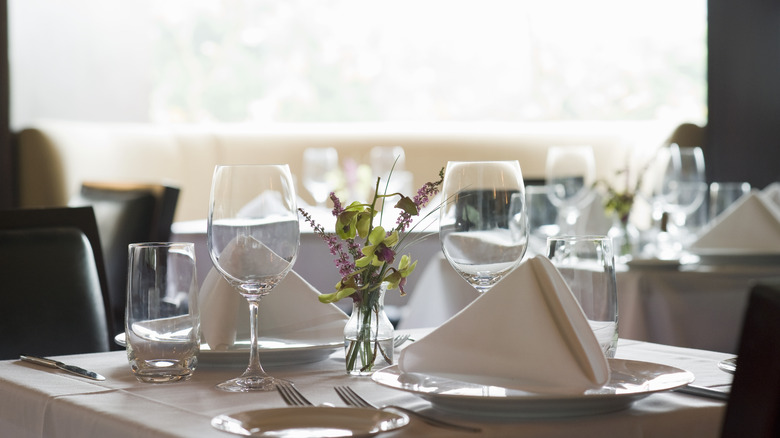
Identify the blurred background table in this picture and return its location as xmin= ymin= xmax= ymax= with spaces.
xmin=172 ymin=206 xmax=780 ymax=355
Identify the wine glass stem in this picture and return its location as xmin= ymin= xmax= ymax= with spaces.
xmin=243 ymin=298 xmax=268 ymax=378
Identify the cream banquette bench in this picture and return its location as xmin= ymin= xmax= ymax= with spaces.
xmin=16 ymin=120 xmax=674 ymax=222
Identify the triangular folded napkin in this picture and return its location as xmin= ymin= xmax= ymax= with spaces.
xmin=690 ymin=190 xmax=780 ymax=254
xmin=398 ymin=255 xmax=610 ymax=394
xmin=199 ymin=267 xmax=347 ymax=350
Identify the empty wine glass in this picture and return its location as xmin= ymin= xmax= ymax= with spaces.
xmin=208 ymin=164 xmax=300 ymax=392
xmin=439 ymin=161 xmax=528 ymax=294
xmin=545 ymin=146 xmax=596 ymax=235
xmin=660 ymin=144 xmax=707 ymax=250
xmin=302 ymin=147 xmax=338 ymax=207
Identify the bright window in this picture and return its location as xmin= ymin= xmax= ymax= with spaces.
xmin=10 ymin=0 xmax=707 ymax=127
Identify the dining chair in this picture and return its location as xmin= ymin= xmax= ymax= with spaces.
xmin=0 ymin=207 xmax=112 ymax=360
xmin=720 ymin=281 xmax=780 ymax=438
xmin=69 ymin=182 xmax=180 ymax=338
xmin=665 ymin=122 xmax=707 ymax=149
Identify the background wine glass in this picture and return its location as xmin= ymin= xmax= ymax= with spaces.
xmin=660 ymin=144 xmax=707 ymax=252
xmin=439 ymin=161 xmax=528 ymax=294
xmin=208 ymin=164 xmax=300 ymax=392
xmin=545 ymin=145 xmax=596 ymax=235
xmin=302 ymin=147 xmax=338 ymax=207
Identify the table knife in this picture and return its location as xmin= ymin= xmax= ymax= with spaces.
xmin=675 ymin=384 xmax=730 ymax=401
xmin=20 ymin=355 xmax=106 ymax=381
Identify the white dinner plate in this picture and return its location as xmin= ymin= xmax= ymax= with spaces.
xmin=114 ymin=333 xmax=341 ymax=367
xmin=211 ymin=407 xmax=409 ymax=437
xmin=625 ymin=258 xmax=682 ymax=269
xmin=692 ymin=248 xmax=780 ymax=265
xmin=372 ymin=359 xmax=694 ymax=419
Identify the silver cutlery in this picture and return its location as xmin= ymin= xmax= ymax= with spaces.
xmin=675 ymin=384 xmax=730 ymax=401
xmin=334 ymin=385 xmax=481 ymax=433
xmin=20 ymin=355 xmax=106 ymax=381
xmin=277 ymin=383 xmax=315 ymax=406
xmin=392 ymin=334 xmax=411 ymax=348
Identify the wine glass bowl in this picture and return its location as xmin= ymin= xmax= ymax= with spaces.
xmin=302 ymin=147 xmax=339 ymax=207
xmin=662 ymin=144 xmax=707 ymax=216
xmin=208 ymin=164 xmax=300 ymax=392
xmin=545 ymin=146 xmax=596 ymax=234
xmin=439 ymin=161 xmax=528 ymax=293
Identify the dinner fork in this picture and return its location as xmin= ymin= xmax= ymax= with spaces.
xmin=393 ymin=333 xmax=411 ymax=348
xmin=277 ymin=383 xmax=313 ymax=406
xmin=334 ymin=385 xmax=481 ymax=433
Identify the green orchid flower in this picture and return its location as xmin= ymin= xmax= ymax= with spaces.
xmin=355 ymin=226 xmax=399 ymax=268
xmin=383 ymin=254 xmax=417 ymax=294
xmin=335 ymin=201 xmax=375 ymax=240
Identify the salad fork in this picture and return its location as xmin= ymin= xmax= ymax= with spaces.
xmin=334 ymin=385 xmax=480 ymax=433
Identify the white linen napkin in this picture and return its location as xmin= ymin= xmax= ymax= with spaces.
xmin=397 ymin=255 xmax=610 ymax=394
xmin=690 ymin=190 xmax=780 ymax=253
xmin=199 ymin=268 xmax=347 ymax=350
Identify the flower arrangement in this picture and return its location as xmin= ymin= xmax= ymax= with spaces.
xmin=299 ymin=167 xmax=444 ymax=374
xmin=593 ymin=159 xmax=651 ymax=259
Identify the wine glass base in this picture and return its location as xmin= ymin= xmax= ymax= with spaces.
xmin=216 ymin=375 xmax=291 ymax=392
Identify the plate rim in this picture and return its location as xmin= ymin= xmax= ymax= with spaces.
xmin=371 ymin=358 xmax=694 ymax=416
xmin=211 ymin=406 xmax=409 ymax=437
xmin=114 ymin=332 xmax=342 ymax=355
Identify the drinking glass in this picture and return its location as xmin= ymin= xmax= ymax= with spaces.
xmin=439 ymin=161 xmax=528 ymax=294
xmin=126 ymin=242 xmax=200 ymax=383
xmin=709 ymin=182 xmax=751 ymax=221
xmin=546 ymin=236 xmax=618 ymax=358
xmin=545 ymin=146 xmax=596 ymax=235
xmin=208 ymin=164 xmax=300 ymax=391
xmin=302 ymin=147 xmax=338 ymax=207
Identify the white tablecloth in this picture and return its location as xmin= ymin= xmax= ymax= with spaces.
xmin=400 ymin=254 xmax=780 ymax=354
xmin=0 ymin=334 xmax=731 ymax=438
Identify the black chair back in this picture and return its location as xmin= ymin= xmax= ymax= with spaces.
xmin=720 ymin=281 xmax=780 ymax=438
xmin=0 ymin=207 xmax=111 ymax=359
xmin=69 ymin=182 xmax=180 ymax=337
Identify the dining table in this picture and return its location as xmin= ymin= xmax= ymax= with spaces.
xmin=0 ymin=328 xmax=732 ymax=438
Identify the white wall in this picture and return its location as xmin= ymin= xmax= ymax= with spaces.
xmin=8 ymin=0 xmax=153 ymax=130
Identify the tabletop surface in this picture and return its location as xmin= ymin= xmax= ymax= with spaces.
xmin=0 ymin=331 xmax=733 ymax=438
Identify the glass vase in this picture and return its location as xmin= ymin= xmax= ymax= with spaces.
xmin=608 ymin=213 xmax=640 ymax=263
xmin=343 ymin=282 xmax=394 ymax=375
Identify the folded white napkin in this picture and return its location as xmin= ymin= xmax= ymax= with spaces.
xmin=397 ymin=255 xmax=610 ymax=394
xmin=199 ymin=268 xmax=347 ymax=350
xmin=690 ymin=190 xmax=780 ymax=253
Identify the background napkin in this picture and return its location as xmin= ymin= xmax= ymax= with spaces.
xmin=398 ymin=255 xmax=610 ymax=394
xmin=199 ymin=268 xmax=347 ymax=350
xmin=690 ymin=189 xmax=780 ymax=253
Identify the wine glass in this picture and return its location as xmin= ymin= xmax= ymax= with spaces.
xmin=302 ymin=147 xmax=338 ymax=207
xmin=207 ymin=164 xmax=300 ymax=392
xmin=545 ymin=145 xmax=596 ymax=235
xmin=439 ymin=161 xmax=528 ymax=294
xmin=660 ymin=144 xmax=707 ymax=250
